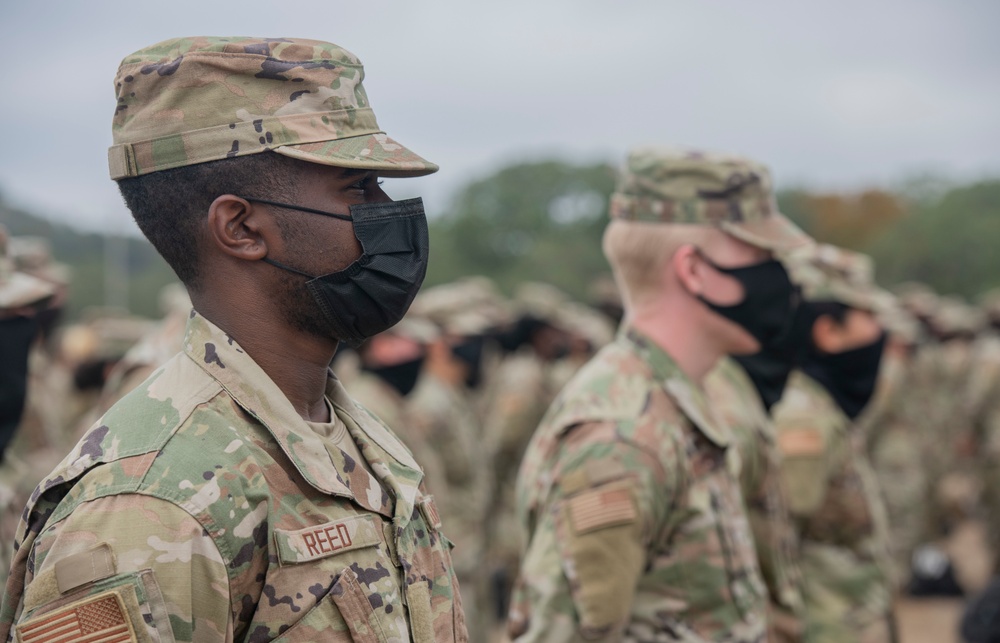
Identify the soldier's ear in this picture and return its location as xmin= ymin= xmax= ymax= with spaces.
xmin=672 ymin=245 xmax=704 ymax=296
xmin=206 ymin=195 xmax=271 ymax=262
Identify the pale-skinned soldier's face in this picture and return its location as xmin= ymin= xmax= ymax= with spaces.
xmin=691 ymin=231 xmax=773 ymax=355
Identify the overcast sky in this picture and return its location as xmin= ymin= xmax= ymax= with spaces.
xmin=2 ymin=0 xmax=998 ymax=233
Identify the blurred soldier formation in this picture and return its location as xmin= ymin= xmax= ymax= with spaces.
xmin=0 ymin=37 xmax=999 ymax=643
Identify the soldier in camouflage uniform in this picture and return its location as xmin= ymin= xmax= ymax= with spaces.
xmin=0 ymin=226 xmax=57 ymax=590
xmin=973 ymin=291 xmax=1000 ymax=576
xmin=705 ymin=357 xmax=806 ymax=642
xmin=479 ymin=282 xmax=574 ymax=629
xmin=858 ymin=294 xmax=928 ymax=589
xmin=507 ymin=149 xmax=811 ymax=642
xmin=0 ymin=37 xmax=466 ymax=642
xmin=771 ymin=245 xmax=896 ymax=643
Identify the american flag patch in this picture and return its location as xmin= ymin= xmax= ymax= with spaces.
xmin=16 ymin=591 xmax=138 ymax=643
xmin=568 ymin=486 xmax=637 ymax=534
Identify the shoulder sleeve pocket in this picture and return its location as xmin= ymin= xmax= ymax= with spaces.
xmin=777 ymin=427 xmax=829 ymax=516
xmin=16 ymin=571 xmax=169 ymax=643
xmin=555 ymin=479 xmax=645 ymax=638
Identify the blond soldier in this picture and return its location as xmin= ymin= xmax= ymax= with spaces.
xmin=0 ymin=37 xmax=466 ymax=642
xmin=772 ymin=245 xmax=896 ymax=643
xmin=508 ymin=149 xmax=810 ymax=642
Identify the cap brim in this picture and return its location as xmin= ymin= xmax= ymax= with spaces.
xmin=720 ymin=212 xmax=812 ymax=253
xmin=274 ymin=132 xmax=438 ymax=178
xmin=0 ymin=271 xmax=56 ymax=309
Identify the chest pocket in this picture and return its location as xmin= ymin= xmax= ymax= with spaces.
xmin=270 ymin=503 xmax=466 ymax=643
xmin=653 ymin=432 xmax=766 ymax=620
xmin=269 ymin=515 xmax=410 ymax=643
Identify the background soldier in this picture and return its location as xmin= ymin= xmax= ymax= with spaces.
xmin=705 ymin=355 xmax=807 ymax=642
xmin=772 ymin=244 xmax=896 ymax=643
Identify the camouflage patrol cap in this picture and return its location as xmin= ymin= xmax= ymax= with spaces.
xmin=784 ymin=244 xmax=887 ymax=312
xmin=410 ymin=277 xmax=514 ymax=332
xmin=514 ymin=282 xmax=572 ymax=327
xmin=976 ymin=288 xmax=1000 ymax=322
xmin=893 ymin=281 xmax=938 ymax=320
xmin=108 ymin=37 xmax=437 ymax=180
xmin=0 ymin=226 xmax=56 ymax=311
xmin=929 ymin=297 xmax=986 ymax=337
xmin=609 ymin=148 xmax=811 ymax=251
xmin=871 ymin=290 xmax=924 ymax=344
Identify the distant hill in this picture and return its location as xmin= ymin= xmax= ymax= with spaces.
xmin=1 ymin=201 xmax=178 ymax=321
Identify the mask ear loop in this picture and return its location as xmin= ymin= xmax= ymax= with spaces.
xmin=241 ymin=196 xmax=353 ymax=222
xmin=242 ymin=196 xmax=353 ymax=278
xmin=261 ymin=257 xmax=315 ymax=278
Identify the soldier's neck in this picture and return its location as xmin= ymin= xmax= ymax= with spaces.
xmin=193 ymin=299 xmax=335 ymax=423
xmin=630 ymin=308 xmax=723 ymax=385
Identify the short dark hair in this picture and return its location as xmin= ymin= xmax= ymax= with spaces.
xmin=116 ymin=152 xmax=308 ymax=290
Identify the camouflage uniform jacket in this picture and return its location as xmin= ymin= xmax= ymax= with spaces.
xmin=704 ymin=358 xmax=804 ymax=642
xmin=507 ymin=328 xmax=767 ymax=643
xmin=772 ymin=370 xmax=894 ymax=643
xmin=0 ymin=311 xmax=467 ymax=643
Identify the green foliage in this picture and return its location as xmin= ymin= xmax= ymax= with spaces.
xmin=780 ymin=179 xmax=1000 ymax=298
xmin=427 ymin=160 xmax=617 ymax=299
xmin=866 ymin=180 xmax=1000 ymax=297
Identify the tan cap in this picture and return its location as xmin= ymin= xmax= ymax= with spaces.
xmin=0 ymin=226 xmax=56 ymax=310
xmin=609 ymin=148 xmax=812 ymax=252
xmin=109 ymin=37 xmax=436 ymax=179
xmin=784 ymin=243 xmax=888 ymax=312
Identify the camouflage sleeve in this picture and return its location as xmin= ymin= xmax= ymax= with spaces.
xmin=510 ymin=420 xmax=679 ymax=642
xmin=18 ymin=493 xmax=232 ymax=643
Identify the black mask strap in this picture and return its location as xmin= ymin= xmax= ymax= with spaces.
xmin=262 ymin=257 xmax=318 ymax=280
xmin=242 ymin=197 xmax=353 ymax=222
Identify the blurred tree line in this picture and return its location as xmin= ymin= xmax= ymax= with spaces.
xmin=2 ymin=160 xmax=999 ymax=322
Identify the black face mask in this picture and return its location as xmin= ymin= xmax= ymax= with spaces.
xmin=802 ymin=331 xmax=887 ymax=420
xmin=451 ymin=336 xmax=485 ymax=390
xmin=0 ymin=315 xmax=40 ymax=459
xmin=252 ymin=197 xmax=429 ymax=348
xmin=365 ymin=355 xmax=425 ymax=397
xmin=733 ymin=303 xmax=816 ymax=411
xmin=695 ymin=249 xmax=798 ymax=350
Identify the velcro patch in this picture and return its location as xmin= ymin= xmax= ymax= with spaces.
xmin=55 ymin=543 xmax=116 ymax=594
xmin=418 ymin=495 xmax=442 ymax=530
xmin=568 ymin=486 xmax=637 ymax=534
xmin=275 ymin=515 xmax=382 ymax=565
xmin=777 ymin=428 xmax=825 ymax=457
xmin=16 ymin=589 xmax=139 ymax=643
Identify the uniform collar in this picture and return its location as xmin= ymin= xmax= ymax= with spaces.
xmin=184 ymin=311 xmax=423 ymax=507
xmin=622 ymin=326 xmax=730 ymax=447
